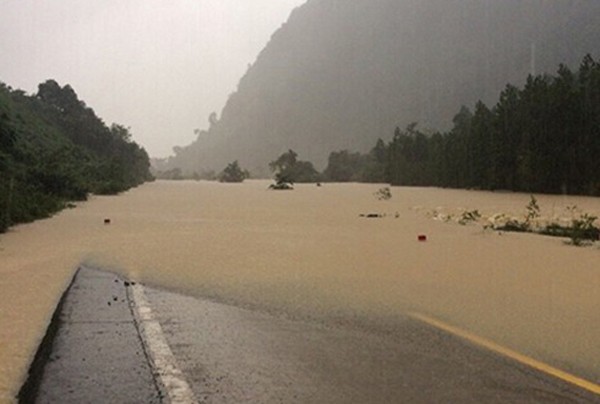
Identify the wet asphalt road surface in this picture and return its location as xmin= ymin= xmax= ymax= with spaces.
xmin=25 ymin=268 xmax=162 ymax=403
xmin=146 ymin=288 xmax=597 ymax=404
xmin=26 ymin=268 xmax=599 ymax=403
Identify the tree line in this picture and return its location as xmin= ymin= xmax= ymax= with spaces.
xmin=323 ymin=55 xmax=600 ymax=195
xmin=1 ymin=80 xmax=152 ymax=233
xmin=151 ymin=55 xmax=600 ymax=198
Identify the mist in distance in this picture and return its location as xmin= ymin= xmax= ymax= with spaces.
xmin=165 ymin=0 xmax=600 ymax=175
xmin=0 ymin=0 xmax=306 ymax=158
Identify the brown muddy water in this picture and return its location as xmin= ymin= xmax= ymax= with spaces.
xmin=0 ymin=180 xmax=599 ymax=402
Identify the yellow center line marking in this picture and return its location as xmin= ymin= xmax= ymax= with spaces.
xmin=408 ymin=312 xmax=600 ymax=396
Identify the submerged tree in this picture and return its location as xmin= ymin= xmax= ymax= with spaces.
xmin=218 ymin=160 xmax=249 ymax=183
xmin=269 ymin=149 xmax=319 ymax=183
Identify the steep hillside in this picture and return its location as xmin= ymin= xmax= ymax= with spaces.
xmin=168 ymin=0 xmax=600 ymax=175
xmin=0 ymin=80 xmax=152 ymax=232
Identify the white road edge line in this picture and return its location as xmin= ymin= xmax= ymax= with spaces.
xmin=130 ymin=284 xmax=198 ymax=404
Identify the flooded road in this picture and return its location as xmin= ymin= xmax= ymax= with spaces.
xmin=0 ymin=180 xmax=599 ymax=402
xmin=145 ymin=284 xmax=597 ymax=403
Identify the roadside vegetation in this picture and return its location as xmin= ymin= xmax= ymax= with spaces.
xmin=321 ymin=55 xmax=600 ymax=195
xmin=433 ymin=195 xmax=599 ymax=246
xmin=0 ymin=80 xmax=152 ymax=233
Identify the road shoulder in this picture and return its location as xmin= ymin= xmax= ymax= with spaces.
xmin=19 ymin=267 xmax=162 ymax=404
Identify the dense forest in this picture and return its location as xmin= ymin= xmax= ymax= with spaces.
xmin=323 ymin=55 xmax=600 ymax=196
xmin=163 ymin=0 xmax=600 ymax=176
xmin=0 ymin=80 xmax=152 ymax=233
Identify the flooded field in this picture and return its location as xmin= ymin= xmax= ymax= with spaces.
xmin=0 ymin=180 xmax=599 ymax=402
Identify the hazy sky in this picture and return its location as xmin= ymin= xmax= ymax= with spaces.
xmin=0 ymin=0 xmax=306 ymax=157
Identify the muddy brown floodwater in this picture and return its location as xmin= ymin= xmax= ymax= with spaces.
xmin=0 ymin=180 xmax=599 ymax=402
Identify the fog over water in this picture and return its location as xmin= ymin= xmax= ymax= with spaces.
xmin=0 ymin=181 xmax=599 ymax=400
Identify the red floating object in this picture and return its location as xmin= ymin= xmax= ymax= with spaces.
xmin=418 ymin=234 xmax=427 ymax=241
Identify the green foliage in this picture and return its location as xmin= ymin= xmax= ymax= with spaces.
xmin=323 ymin=150 xmax=364 ymax=182
xmin=490 ymin=197 xmax=540 ymax=233
xmin=269 ymin=149 xmax=319 ymax=183
xmin=374 ymin=187 xmax=392 ymax=201
xmin=536 ymin=219 xmax=600 ymax=245
xmin=219 ymin=160 xmax=249 ymax=183
xmin=0 ymin=80 xmax=152 ymax=233
xmin=322 ymin=139 xmax=387 ymax=183
xmin=268 ymin=181 xmax=294 ymax=190
xmin=458 ymin=209 xmax=481 ymax=225
xmin=524 ymin=195 xmax=541 ymax=227
xmin=559 ymin=206 xmax=600 ymax=246
xmin=485 ymin=200 xmax=599 ymax=246
xmin=385 ymin=124 xmax=434 ymax=186
xmin=497 ymin=219 xmax=530 ymax=233
xmin=378 ymin=55 xmax=600 ymax=196
xmin=569 ymin=213 xmax=599 ymax=246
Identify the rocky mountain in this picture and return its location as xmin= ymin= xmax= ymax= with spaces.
xmin=167 ymin=0 xmax=600 ymax=176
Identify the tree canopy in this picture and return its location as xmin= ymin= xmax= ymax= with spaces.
xmin=0 ymin=80 xmax=152 ymax=232
xmin=218 ymin=160 xmax=249 ymax=183
xmin=322 ymin=55 xmax=600 ymax=196
xmin=269 ymin=150 xmax=320 ymax=184
xmin=381 ymin=55 xmax=600 ymax=195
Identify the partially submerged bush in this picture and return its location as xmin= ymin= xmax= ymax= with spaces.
xmin=568 ymin=212 xmax=599 ymax=246
xmin=485 ymin=200 xmax=599 ymax=246
xmin=269 ymin=149 xmax=319 ymax=184
xmin=495 ymin=218 xmax=529 ymax=233
xmin=524 ymin=195 xmax=541 ymax=228
xmin=218 ymin=160 xmax=249 ymax=183
xmin=374 ymin=187 xmax=392 ymax=200
xmin=492 ymin=195 xmax=540 ymax=233
xmin=269 ymin=181 xmax=294 ymax=190
xmin=458 ymin=209 xmax=481 ymax=225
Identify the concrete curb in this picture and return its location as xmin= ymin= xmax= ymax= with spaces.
xmin=18 ymin=267 xmax=162 ymax=403
xmin=17 ymin=267 xmax=81 ymax=403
